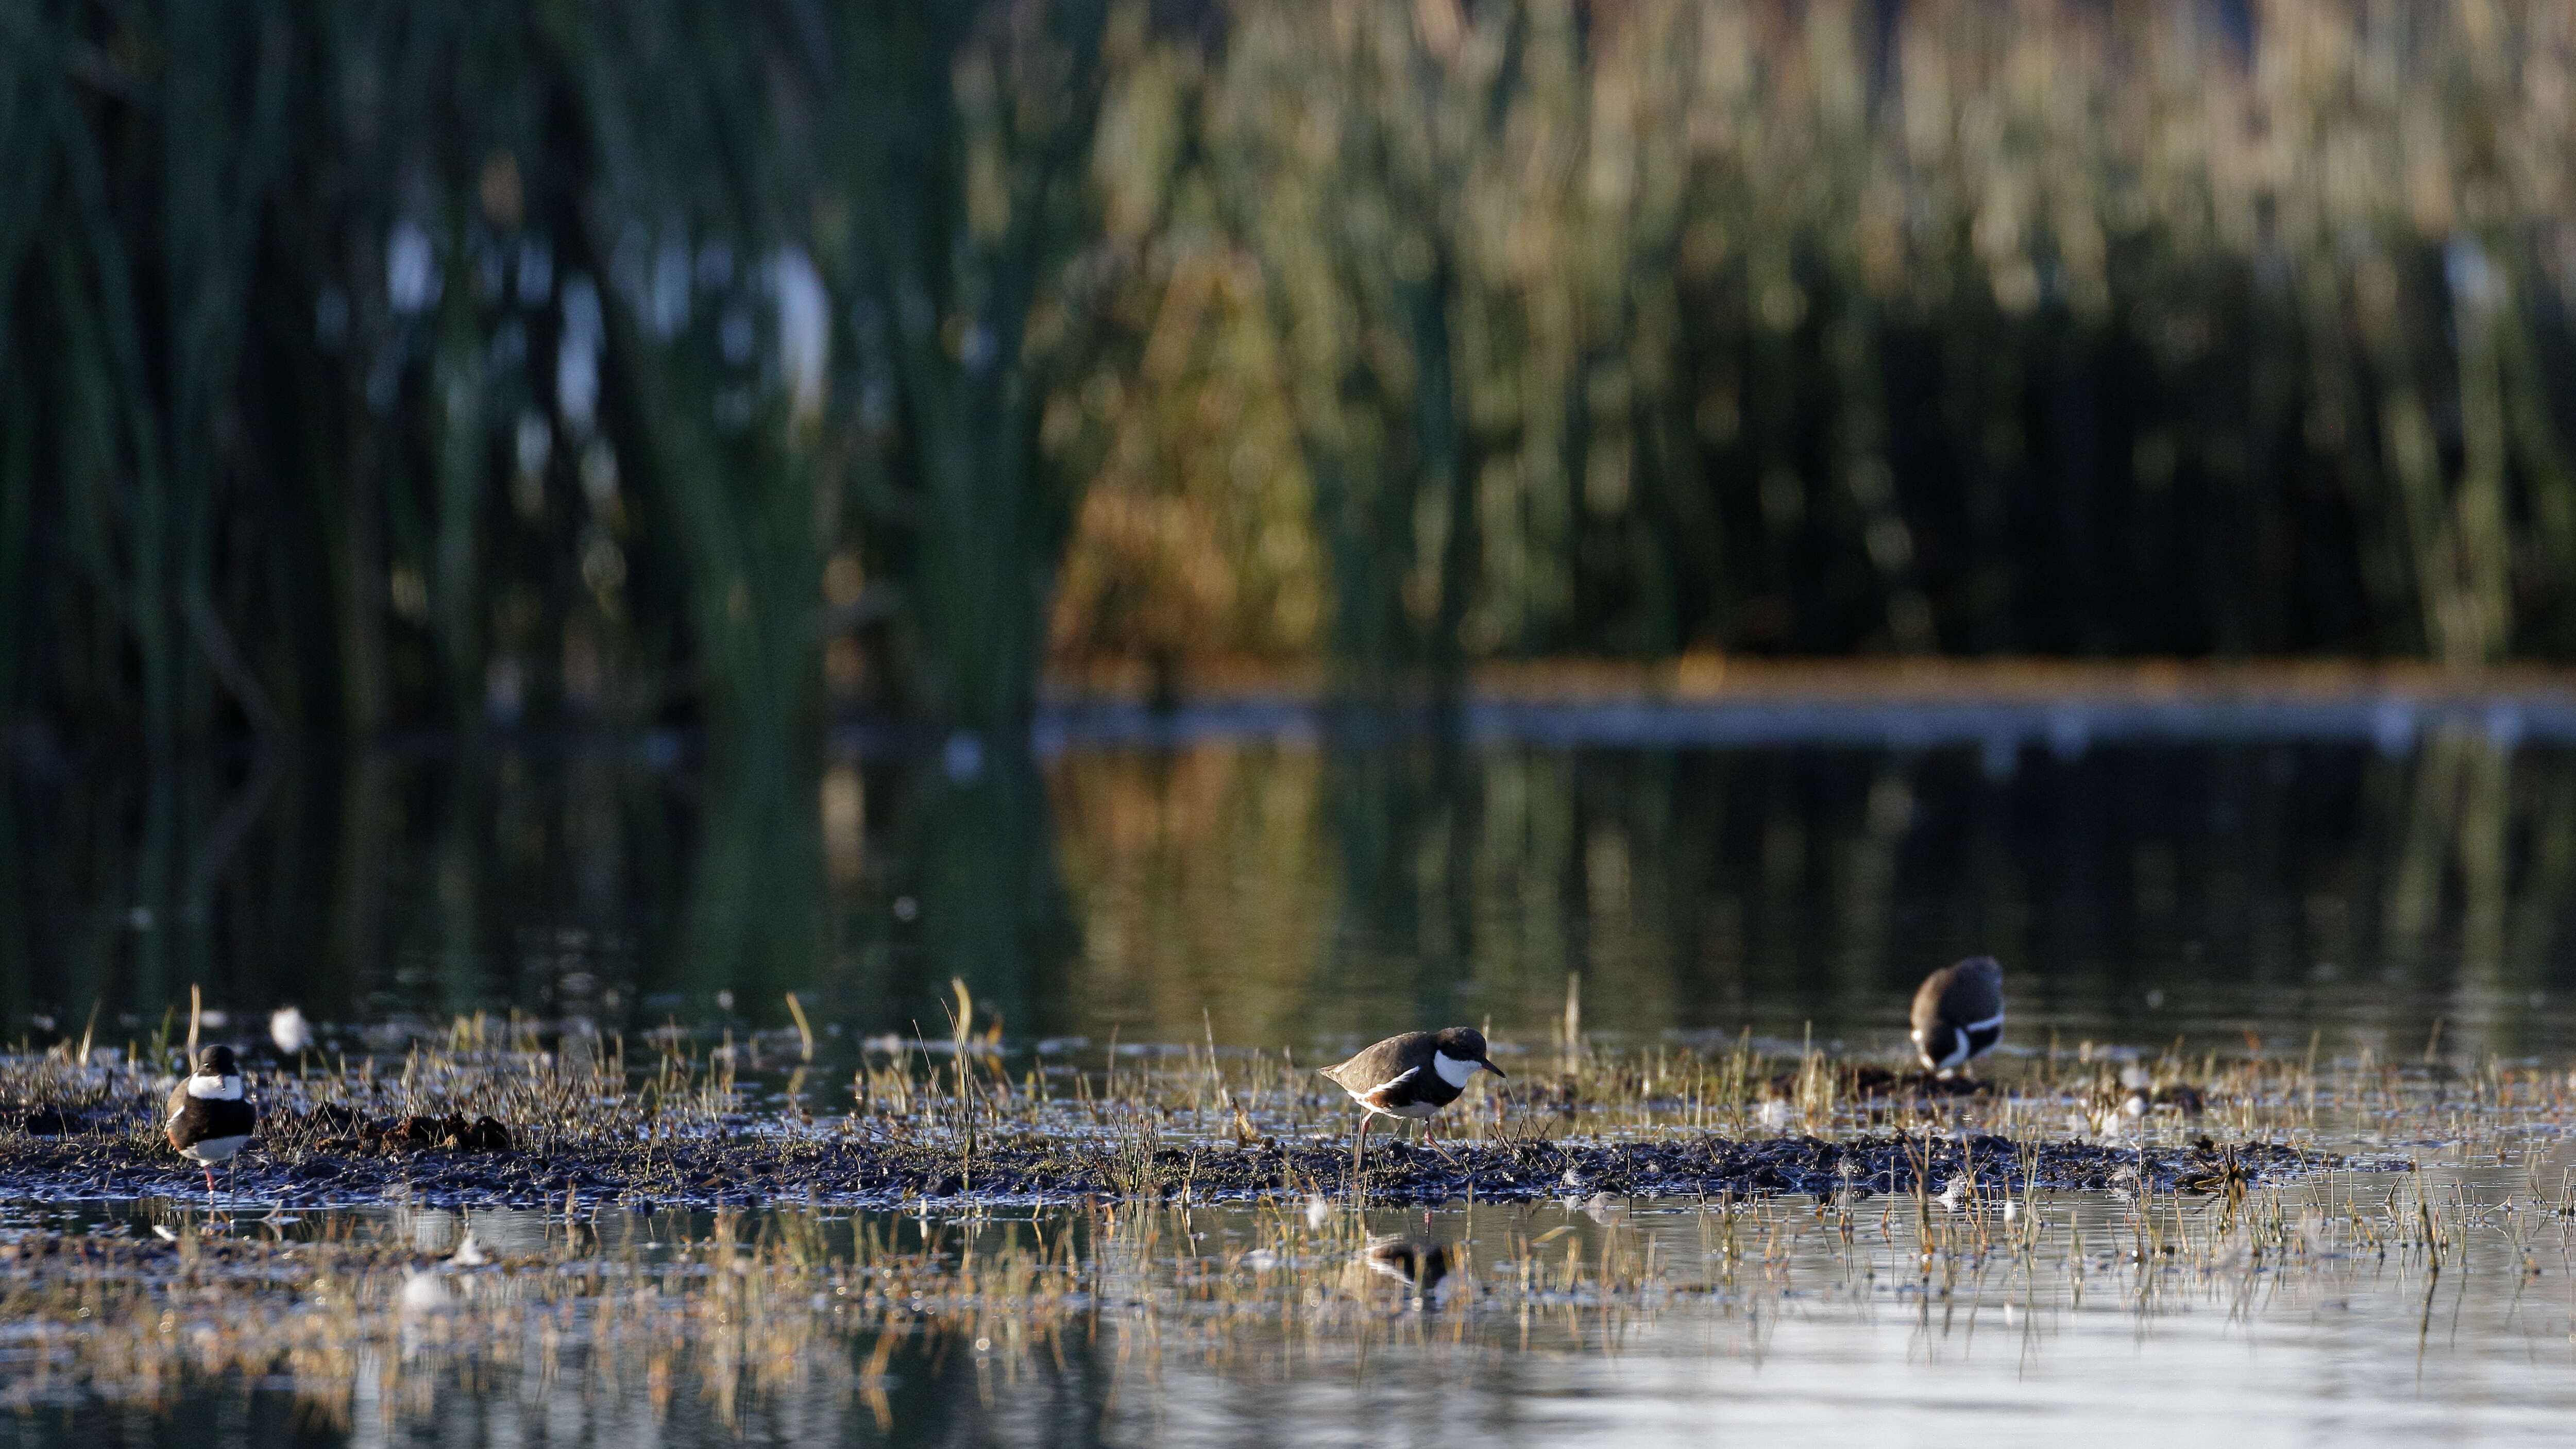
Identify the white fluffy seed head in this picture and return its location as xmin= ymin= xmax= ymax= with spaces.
xmin=270 ymin=1006 xmax=312 ymax=1055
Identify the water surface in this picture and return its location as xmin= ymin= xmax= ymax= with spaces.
xmin=3 ymin=1152 xmax=2573 ymax=1448
xmin=11 ymin=700 xmax=2576 ymax=1444
xmin=11 ymin=704 xmax=2573 ymax=1064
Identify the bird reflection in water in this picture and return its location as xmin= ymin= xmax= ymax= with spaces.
xmin=1363 ymin=1235 xmax=1454 ymax=1305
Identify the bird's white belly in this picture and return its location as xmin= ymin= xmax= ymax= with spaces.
xmin=1373 ymin=1101 xmax=1440 ymax=1120
xmin=180 ymin=1134 xmax=250 ymax=1164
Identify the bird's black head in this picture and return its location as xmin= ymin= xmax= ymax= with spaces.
xmin=196 ymin=1045 xmax=240 ymax=1076
xmin=1432 ymin=1027 xmax=1504 ymax=1078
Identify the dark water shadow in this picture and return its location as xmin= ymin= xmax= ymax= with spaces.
xmin=8 ymin=701 xmax=2576 ymax=1064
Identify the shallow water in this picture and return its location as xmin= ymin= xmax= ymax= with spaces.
xmin=2 ymin=1142 xmax=2573 ymax=1448
xmin=12 ymin=704 xmax=2576 ymax=1443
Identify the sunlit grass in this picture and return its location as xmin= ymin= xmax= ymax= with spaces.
xmin=9 ymin=993 xmax=2573 ymax=1209
xmin=11 ymin=994 xmax=2576 ymax=1429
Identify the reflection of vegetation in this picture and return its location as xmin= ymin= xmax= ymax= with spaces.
xmin=892 ymin=738 xmax=1077 ymax=1045
xmin=9 ymin=723 xmax=2576 ymax=1054
xmin=5 ymin=1157 xmax=2562 ymax=1439
xmin=1044 ymin=737 xmax=2576 ymax=1059
xmin=1048 ymin=744 xmax=1335 ymax=1044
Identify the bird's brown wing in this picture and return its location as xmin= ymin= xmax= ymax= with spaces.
xmin=1940 ymin=957 xmax=2005 ymax=1025
xmin=1321 ymin=1032 xmax=1431 ymax=1093
xmin=1913 ymin=957 xmax=2004 ymax=1035
xmin=1357 ymin=1066 xmax=1422 ymax=1111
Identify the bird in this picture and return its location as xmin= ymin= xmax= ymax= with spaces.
xmin=1910 ymin=955 xmax=2005 ymax=1078
xmin=1317 ymin=1027 xmax=1504 ymax=1173
xmin=165 ymin=1044 xmax=256 ymax=1200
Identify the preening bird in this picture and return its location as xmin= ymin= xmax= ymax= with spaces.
xmin=1317 ymin=1027 xmax=1504 ymax=1172
xmin=166 ymin=1044 xmax=256 ymax=1198
xmin=1910 ymin=956 xmax=2005 ymax=1078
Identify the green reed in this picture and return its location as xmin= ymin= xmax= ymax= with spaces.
xmin=3 ymin=0 xmax=1114 ymax=765
xmin=1056 ymin=0 xmax=2576 ymax=672
xmin=30 ymin=3 xmax=2576 ymax=777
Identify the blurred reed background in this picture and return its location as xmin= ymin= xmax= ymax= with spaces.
xmin=11 ymin=0 xmax=2576 ymax=1037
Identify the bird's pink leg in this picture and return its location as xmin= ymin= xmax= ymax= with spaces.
xmin=1419 ymin=1115 xmax=1462 ymax=1166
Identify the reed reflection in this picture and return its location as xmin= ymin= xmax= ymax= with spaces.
xmin=9 ymin=727 xmax=2576 ymax=1063
xmin=1050 ymin=732 xmax=2576 ymax=1061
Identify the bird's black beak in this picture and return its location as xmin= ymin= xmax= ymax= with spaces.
xmin=1480 ymin=1058 xmax=1505 ymax=1078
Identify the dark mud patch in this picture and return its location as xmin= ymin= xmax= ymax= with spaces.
xmin=1502 ymin=1066 xmax=1991 ymax=1117
xmin=1835 ymin=1067 xmax=1990 ymax=1098
xmin=0 ymin=1127 xmax=2360 ymax=1211
xmin=0 ymin=1105 xmax=80 ymax=1136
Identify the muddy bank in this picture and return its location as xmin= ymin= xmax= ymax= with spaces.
xmin=0 ymin=1126 xmax=2352 ymax=1211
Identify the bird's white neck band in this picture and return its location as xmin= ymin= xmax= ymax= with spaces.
xmin=186 ymin=1074 xmax=243 ymax=1101
xmin=1433 ymin=1052 xmax=1479 ymax=1088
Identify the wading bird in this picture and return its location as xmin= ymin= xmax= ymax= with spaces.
xmin=166 ymin=1044 xmax=256 ymax=1201
xmin=1911 ymin=956 xmax=2005 ymax=1078
xmin=1318 ymin=1027 xmax=1504 ymax=1173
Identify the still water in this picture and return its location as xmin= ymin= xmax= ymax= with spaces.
xmin=11 ymin=700 xmax=2576 ymax=1063
xmin=3 ymin=1163 xmax=2575 ymax=1448
xmin=11 ymin=698 xmax=2576 ymax=1445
